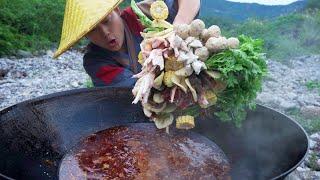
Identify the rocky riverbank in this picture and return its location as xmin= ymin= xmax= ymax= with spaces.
xmin=0 ymin=50 xmax=89 ymax=110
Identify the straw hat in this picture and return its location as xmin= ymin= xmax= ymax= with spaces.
xmin=53 ymin=0 xmax=123 ymax=58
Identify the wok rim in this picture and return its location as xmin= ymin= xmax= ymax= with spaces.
xmin=0 ymin=87 xmax=310 ymax=179
xmin=265 ymin=105 xmax=309 ymax=179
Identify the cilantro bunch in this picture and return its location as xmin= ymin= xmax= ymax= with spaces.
xmin=205 ymin=35 xmax=268 ymax=127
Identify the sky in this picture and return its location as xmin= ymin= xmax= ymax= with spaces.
xmin=226 ymin=0 xmax=300 ymax=5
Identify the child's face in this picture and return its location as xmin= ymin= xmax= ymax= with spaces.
xmin=86 ymin=8 xmax=125 ymax=51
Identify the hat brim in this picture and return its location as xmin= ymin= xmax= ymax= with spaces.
xmin=53 ymin=0 xmax=123 ymax=58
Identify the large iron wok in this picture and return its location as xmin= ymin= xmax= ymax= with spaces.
xmin=0 ymin=87 xmax=308 ymax=180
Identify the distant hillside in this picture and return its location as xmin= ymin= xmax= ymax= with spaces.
xmin=120 ymin=0 xmax=306 ymax=21
xmin=200 ymin=0 xmax=306 ymax=21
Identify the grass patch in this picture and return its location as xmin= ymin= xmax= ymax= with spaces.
xmin=306 ymin=80 xmax=320 ymax=95
xmin=308 ymin=152 xmax=320 ymax=170
xmin=85 ymin=79 xmax=94 ymax=88
xmin=287 ymin=108 xmax=320 ymax=134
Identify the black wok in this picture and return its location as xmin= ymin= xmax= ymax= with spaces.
xmin=0 ymin=87 xmax=308 ymax=180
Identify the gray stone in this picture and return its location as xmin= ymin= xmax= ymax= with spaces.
xmin=0 ymin=69 xmax=9 ymax=80
xmin=285 ymin=172 xmax=300 ymax=180
xmin=256 ymin=93 xmax=275 ymax=104
xmin=70 ymin=81 xmax=79 ymax=88
xmin=309 ymin=140 xmax=317 ymax=149
xmin=32 ymin=50 xmax=46 ymax=56
xmin=287 ymin=92 xmax=298 ymax=100
xmin=315 ymin=171 xmax=320 ymax=177
xmin=279 ymin=100 xmax=297 ymax=111
xmin=296 ymin=167 xmax=307 ymax=172
xmin=301 ymin=106 xmax=320 ymax=119
xmin=16 ymin=50 xmax=33 ymax=58
xmin=0 ymin=80 xmax=15 ymax=85
xmin=46 ymin=50 xmax=54 ymax=57
xmin=310 ymin=133 xmax=320 ymax=141
xmin=8 ymin=70 xmax=27 ymax=79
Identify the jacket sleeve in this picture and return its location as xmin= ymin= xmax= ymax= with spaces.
xmin=83 ymin=54 xmax=136 ymax=87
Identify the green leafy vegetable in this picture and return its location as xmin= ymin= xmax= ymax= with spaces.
xmin=143 ymin=27 xmax=165 ymax=33
xmin=131 ymin=0 xmax=152 ymax=28
xmin=205 ymin=35 xmax=268 ymax=127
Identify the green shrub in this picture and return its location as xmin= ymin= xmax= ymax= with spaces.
xmin=0 ymin=24 xmax=20 ymax=55
xmin=0 ymin=0 xmax=65 ymax=56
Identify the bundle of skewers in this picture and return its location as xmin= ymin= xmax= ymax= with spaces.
xmin=131 ymin=0 xmax=267 ymax=132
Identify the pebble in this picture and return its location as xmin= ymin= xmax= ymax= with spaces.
xmin=286 ymin=172 xmax=300 ymax=180
xmin=311 ymin=134 xmax=320 ymax=141
xmin=70 ymin=81 xmax=80 ymax=88
xmin=310 ymin=140 xmax=317 ymax=149
xmin=297 ymin=167 xmax=307 ymax=172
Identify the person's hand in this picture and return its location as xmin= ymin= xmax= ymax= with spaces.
xmin=173 ymin=17 xmax=189 ymax=26
xmin=173 ymin=0 xmax=200 ymax=25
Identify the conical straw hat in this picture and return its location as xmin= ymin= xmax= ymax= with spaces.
xmin=53 ymin=0 xmax=123 ymax=58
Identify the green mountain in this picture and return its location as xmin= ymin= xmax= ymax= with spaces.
xmin=121 ymin=0 xmax=306 ymax=21
xmin=200 ymin=0 xmax=306 ymax=21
